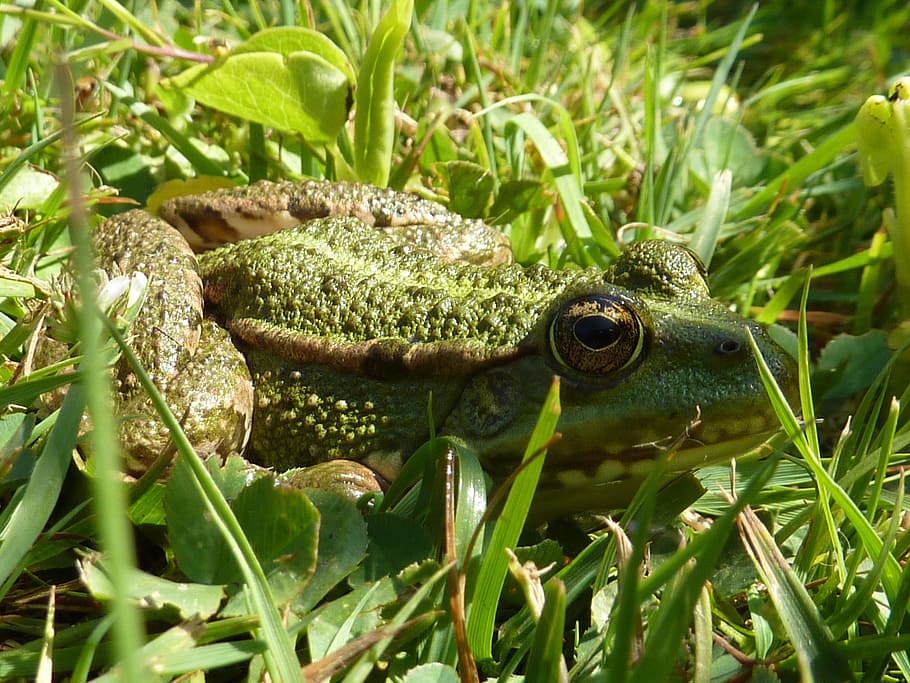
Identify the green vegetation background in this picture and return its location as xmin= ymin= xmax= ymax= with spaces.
xmin=1 ymin=1 xmax=909 ymax=681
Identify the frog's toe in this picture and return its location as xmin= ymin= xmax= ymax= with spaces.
xmin=278 ymin=460 xmax=385 ymax=504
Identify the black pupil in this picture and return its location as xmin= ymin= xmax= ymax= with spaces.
xmin=574 ymin=315 xmax=621 ymax=349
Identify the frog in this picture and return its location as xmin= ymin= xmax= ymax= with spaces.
xmin=93 ymin=180 xmax=798 ymax=517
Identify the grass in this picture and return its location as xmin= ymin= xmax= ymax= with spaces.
xmin=1 ymin=0 xmax=909 ymax=681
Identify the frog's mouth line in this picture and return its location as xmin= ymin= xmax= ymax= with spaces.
xmin=543 ymin=430 xmax=776 ymax=486
xmin=513 ymin=429 xmax=787 ymax=519
xmin=524 ymin=429 xmax=782 ymax=490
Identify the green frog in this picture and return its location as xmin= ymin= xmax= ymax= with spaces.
xmin=94 ymin=180 xmax=797 ymax=516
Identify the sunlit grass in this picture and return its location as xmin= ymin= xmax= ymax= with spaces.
xmin=0 ymin=0 xmax=909 ymax=681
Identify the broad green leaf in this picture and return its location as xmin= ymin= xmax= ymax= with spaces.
xmin=294 ymin=489 xmax=368 ymax=612
xmin=232 ymin=27 xmax=355 ymax=81
xmin=400 ymin=662 xmax=460 ymax=682
xmin=231 ymin=477 xmax=320 ymax=605
xmin=0 ymin=164 xmax=59 ymax=211
xmin=79 ymin=556 xmax=225 ymax=619
xmin=208 ymin=453 xmax=262 ymax=501
xmin=163 ymin=28 xmax=353 ymax=142
xmin=165 ymin=455 xmax=238 ymax=585
xmin=488 ymin=179 xmax=547 ymax=225
xmin=127 ymin=482 xmax=167 ymax=526
xmin=167 ymin=463 xmax=320 ymax=596
xmin=451 ymin=441 xmax=489 ymax=568
xmin=689 ymin=118 xmax=765 ymax=188
xmin=440 ymin=161 xmax=494 ymax=218
xmin=360 ymin=512 xmax=433 ymax=581
xmin=813 ymin=331 xmax=891 ymax=401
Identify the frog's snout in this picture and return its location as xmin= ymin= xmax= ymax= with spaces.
xmin=762 ymin=341 xmax=800 ymax=408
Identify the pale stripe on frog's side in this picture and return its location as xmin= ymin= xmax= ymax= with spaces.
xmin=160 ymin=179 xmax=512 ymax=265
xmin=93 ymin=180 xmax=797 ymax=517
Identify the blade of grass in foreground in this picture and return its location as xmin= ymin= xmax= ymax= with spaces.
xmin=628 ymin=457 xmax=778 ymax=683
xmin=525 ymin=578 xmax=567 ymax=683
xmin=466 ymin=377 xmax=560 ymax=663
xmin=59 ymin=61 xmax=147 ymax=681
xmin=746 ymin=316 xmax=901 ymax=679
xmin=353 ymin=0 xmax=413 ymax=185
xmin=747 ymin=325 xmax=903 ymax=603
xmin=0 ymin=390 xmax=80 ymax=592
xmin=503 ymin=112 xmax=605 ymax=265
xmin=104 ymin=320 xmax=302 ymax=683
xmin=736 ymin=504 xmax=854 ymax=682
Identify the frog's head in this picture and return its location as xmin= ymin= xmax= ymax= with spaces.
xmin=443 ymin=240 xmax=798 ymax=515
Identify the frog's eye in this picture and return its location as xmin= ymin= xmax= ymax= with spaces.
xmin=548 ymin=295 xmax=647 ymax=376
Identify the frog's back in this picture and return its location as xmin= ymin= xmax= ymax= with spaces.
xmin=200 ymin=216 xmax=595 ymax=350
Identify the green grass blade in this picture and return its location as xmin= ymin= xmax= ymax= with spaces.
xmin=629 ymin=459 xmax=776 ymax=683
xmin=0 ymin=389 xmax=82 ymax=588
xmin=2 ymin=7 xmax=40 ymax=95
xmin=353 ymin=0 xmax=413 ymax=185
xmin=689 ymin=169 xmax=731 ymax=267
xmin=504 ymin=112 xmax=599 ymax=264
xmin=525 ymin=578 xmax=567 ymax=683
xmin=747 ymin=332 xmax=903 ymax=602
xmin=828 ymin=460 xmax=902 ymax=638
xmin=341 ymin=564 xmax=449 ymax=681
xmin=466 ymin=377 xmax=560 ymax=662
xmin=736 ymin=504 xmax=854 ymax=682
xmin=58 ymin=63 xmax=149 ymax=678
xmin=692 ymin=585 xmax=712 ymax=683
xmin=103 ymin=83 xmax=227 ymax=178
xmin=735 ymin=122 xmax=856 ymax=220
xmin=0 ymin=116 xmax=96 ymax=196
xmin=94 ymin=0 xmax=164 ymax=47
xmin=521 ymin=0 xmax=557 ymax=93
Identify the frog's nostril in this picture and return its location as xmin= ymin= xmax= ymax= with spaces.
xmin=716 ymin=339 xmax=742 ymax=355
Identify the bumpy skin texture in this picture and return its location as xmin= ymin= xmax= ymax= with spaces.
xmin=94 ymin=210 xmax=253 ymax=474
xmin=94 ymin=210 xmax=204 ymax=389
xmin=99 ymin=181 xmax=797 ymax=513
xmin=161 ymin=179 xmax=512 ymax=266
xmin=196 ymin=211 xmax=798 ymax=505
xmin=200 ymin=217 xmax=588 ymax=352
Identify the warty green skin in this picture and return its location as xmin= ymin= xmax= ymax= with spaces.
xmin=197 ymin=214 xmax=797 ymax=513
xmin=95 ymin=181 xmax=797 ymax=515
